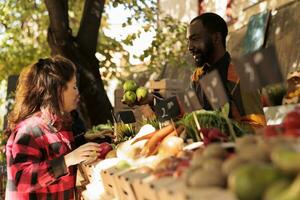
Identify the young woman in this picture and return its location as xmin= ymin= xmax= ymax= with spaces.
xmin=5 ymin=56 xmax=101 ymax=199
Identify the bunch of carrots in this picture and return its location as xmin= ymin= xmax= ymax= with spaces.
xmin=131 ymin=124 xmax=185 ymax=157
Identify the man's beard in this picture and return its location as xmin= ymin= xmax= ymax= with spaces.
xmin=193 ymin=53 xmax=206 ymax=67
xmin=193 ymin=39 xmax=214 ymax=67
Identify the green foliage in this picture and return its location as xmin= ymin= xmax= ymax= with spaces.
xmin=179 ymin=110 xmax=248 ymax=142
xmin=138 ymin=15 xmax=193 ymax=73
xmin=109 ymin=0 xmax=193 ymax=79
xmin=0 ymin=129 xmax=8 ymax=163
xmin=115 ymin=123 xmax=136 ymax=144
xmin=138 ymin=117 xmax=160 ymax=130
xmin=0 ymin=1 xmax=50 ymax=80
xmin=0 ymin=0 xmax=192 ymax=88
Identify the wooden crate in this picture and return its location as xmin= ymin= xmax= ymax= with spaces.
xmin=132 ymin=176 xmax=178 ymax=200
xmin=132 ymin=177 xmax=158 ymax=200
xmin=117 ymin=170 xmax=150 ymax=200
xmin=157 ymin=89 xmax=182 ymax=99
xmin=149 ymin=79 xmax=184 ymax=90
xmin=157 ymin=178 xmax=186 ymax=200
xmin=100 ymin=167 xmax=119 ymax=197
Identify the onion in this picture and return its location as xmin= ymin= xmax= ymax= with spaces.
xmin=158 ymin=136 xmax=184 ymax=157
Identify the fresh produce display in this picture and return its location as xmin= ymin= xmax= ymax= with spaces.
xmin=98 ymin=142 xmax=113 ymax=159
xmin=181 ymin=134 xmax=300 ymax=200
xmin=138 ymin=118 xmax=160 ymax=130
xmin=115 ymin=123 xmax=186 ymax=166
xmin=84 ymin=123 xmax=114 ymax=143
xmin=116 ymin=124 xmax=156 ymax=162
xmin=229 ymin=163 xmax=284 ymax=200
xmin=186 ymin=144 xmax=228 ymax=188
xmin=122 ymin=80 xmax=148 ymax=106
xmin=136 ymin=87 xmax=148 ymax=102
xmin=179 ymin=109 xmax=248 ymax=143
xmin=262 ymin=105 xmax=300 ymax=138
xmin=152 ymin=154 xmax=191 ymax=178
xmin=123 ymin=80 xmax=138 ymax=92
xmin=80 ymin=85 xmax=300 ymax=200
xmin=137 ymin=124 xmax=185 ymax=157
xmin=115 ymin=123 xmax=136 ymax=144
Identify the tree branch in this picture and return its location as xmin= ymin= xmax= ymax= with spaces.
xmin=44 ymin=0 xmax=70 ymax=46
xmin=77 ymin=0 xmax=105 ymax=57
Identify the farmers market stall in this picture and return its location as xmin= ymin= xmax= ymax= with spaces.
xmin=73 ymin=76 xmax=300 ymax=200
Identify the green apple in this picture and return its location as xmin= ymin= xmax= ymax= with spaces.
xmin=116 ymin=160 xmax=130 ymax=170
xmin=123 ymin=80 xmax=138 ymax=92
xmin=122 ymin=91 xmax=137 ymax=105
xmin=136 ymin=87 xmax=148 ymax=102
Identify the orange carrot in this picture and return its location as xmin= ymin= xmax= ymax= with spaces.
xmin=146 ymin=125 xmax=185 ymax=156
xmin=165 ymin=125 xmax=185 ymax=138
xmin=141 ymin=124 xmax=174 ymax=156
xmin=131 ymin=131 xmax=155 ymax=145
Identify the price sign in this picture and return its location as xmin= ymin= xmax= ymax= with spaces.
xmin=234 ymin=59 xmax=260 ymax=89
xmin=153 ymin=96 xmax=181 ymax=122
xmin=183 ymin=89 xmax=202 ymax=112
xmin=116 ymin=110 xmax=136 ymax=124
xmin=234 ymin=45 xmax=283 ymax=90
xmin=199 ymin=70 xmax=228 ymax=110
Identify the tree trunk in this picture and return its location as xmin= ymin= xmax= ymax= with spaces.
xmin=44 ymin=0 xmax=112 ymax=127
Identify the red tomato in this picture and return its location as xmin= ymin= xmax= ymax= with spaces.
xmin=263 ymin=124 xmax=283 ymax=138
xmin=284 ymin=129 xmax=300 ymax=137
xmin=283 ymin=111 xmax=300 ymax=130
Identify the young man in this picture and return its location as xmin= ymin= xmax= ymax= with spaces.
xmin=188 ymin=13 xmax=266 ymax=127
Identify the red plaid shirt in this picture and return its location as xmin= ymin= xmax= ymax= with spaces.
xmin=5 ymin=112 xmax=76 ymax=200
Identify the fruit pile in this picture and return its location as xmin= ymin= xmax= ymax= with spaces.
xmin=122 ymin=80 xmax=148 ymax=106
xmin=179 ymin=110 xmax=248 ymax=143
xmin=185 ymin=135 xmax=300 ymax=200
xmin=263 ymin=105 xmax=300 ymax=138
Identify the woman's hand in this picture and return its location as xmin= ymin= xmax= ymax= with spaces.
xmin=64 ymin=142 xmax=100 ymax=167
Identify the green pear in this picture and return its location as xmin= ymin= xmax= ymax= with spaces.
xmin=271 ymin=147 xmax=300 ymax=174
xmin=272 ymin=174 xmax=300 ymax=200
xmin=263 ymin=178 xmax=292 ymax=200
xmin=123 ymin=80 xmax=138 ymax=92
xmin=136 ymin=87 xmax=148 ymax=102
xmin=122 ymin=91 xmax=137 ymax=105
xmin=228 ymin=163 xmax=283 ymax=200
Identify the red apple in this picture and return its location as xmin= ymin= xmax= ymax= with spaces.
xmin=98 ymin=142 xmax=113 ymax=159
xmin=263 ymin=124 xmax=283 ymax=138
xmin=284 ymin=129 xmax=300 ymax=137
xmin=283 ymin=111 xmax=300 ymax=130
